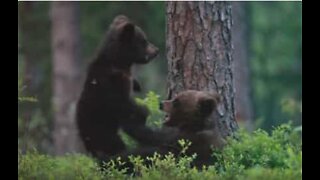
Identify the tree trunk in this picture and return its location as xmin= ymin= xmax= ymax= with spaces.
xmin=232 ymin=2 xmax=254 ymax=131
xmin=51 ymin=1 xmax=82 ymax=155
xmin=18 ymin=1 xmax=37 ymax=153
xmin=18 ymin=2 xmax=34 ymax=91
xmin=166 ymin=1 xmax=238 ymax=138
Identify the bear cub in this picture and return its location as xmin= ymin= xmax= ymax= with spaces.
xmin=76 ymin=15 xmax=165 ymax=162
xmin=160 ymin=90 xmax=226 ymax=167
xmin=113 ymin=90 xmax=225 ymax=171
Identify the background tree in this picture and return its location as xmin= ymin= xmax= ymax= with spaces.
xmin=18 ymin=1 xmax=36 ymax=153
xmin=166 ymin=1 xmax=238 ymax=138
xmin=250 ymin=2 xmax=302 ymax=129
xmin=232 ymin=2 xmax=254 ymax=131
xmin=18 ymin=1 xmax=52 ymax=153
xmin=51 ymin=1 xmax=83 ymax=154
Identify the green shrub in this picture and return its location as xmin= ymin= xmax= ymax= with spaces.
xmin=18 ymin=150 xmax=104 ymax=180
xmin=135 ymin=91 xmax=164 ymax=129
xmin=238 ymin=167 xmax=301 ymax=180
xmin=18 ymin=123 xmax=301 ymax=179
xmin=213 ymin=123 xmax=302 ymax=179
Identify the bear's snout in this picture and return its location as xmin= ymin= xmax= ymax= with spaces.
xmin=146 ymin=43 xmax=159 ymax=60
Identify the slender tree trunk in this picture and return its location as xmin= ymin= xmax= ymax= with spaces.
xmin=166 ymin=1 xmax=238 ymax=138
xmin=232 ymin=2 xmax=254 ymax=131
xmin=18 ymin=2 xmax=34 ymax=90
xmin=51 ymin=1 xmax=82 ymax=155
xmin=18 ymin=1 xmax=36 ymax=153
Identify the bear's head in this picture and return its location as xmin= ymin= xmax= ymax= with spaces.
xmin=160 ymin=90 xmax=221 ymax=131
xmin=105 ymin=15 xmax=159 ymax=65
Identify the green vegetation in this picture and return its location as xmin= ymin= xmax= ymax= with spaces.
xmin=18 ymin=124 xmax=301 ymax=180
xmin=135 ymin=91 xmax=164 ymax=129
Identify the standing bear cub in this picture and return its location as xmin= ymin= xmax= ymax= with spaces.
xmin=76 ymin=15 xmax=167 ymax=162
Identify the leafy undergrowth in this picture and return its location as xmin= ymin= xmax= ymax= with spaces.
xmin=18 ymin=124 xmax=301 ymax=180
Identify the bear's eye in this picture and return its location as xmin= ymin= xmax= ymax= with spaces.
xmin=173 ymin=99 xmax=180 ymax=107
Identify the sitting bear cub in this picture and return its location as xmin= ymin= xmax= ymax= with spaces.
xmin=160 ymin=90 xmax=226 ymax=167
xmin=76 ymin=15 xmax=172 ymax=162
xmin=112 ymin=90 xmax=226 ymax=172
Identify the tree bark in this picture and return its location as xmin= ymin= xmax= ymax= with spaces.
xmin=232 ymin=2 xmax=254 ymax=131
xmin=166 ymin=1 xmax=238 ymax=138
xmin=51 ymin=1 xmax=82 ymax=155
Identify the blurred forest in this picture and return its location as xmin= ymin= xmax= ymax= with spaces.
xmin=18 ymin=2 xmax=302 ymax=154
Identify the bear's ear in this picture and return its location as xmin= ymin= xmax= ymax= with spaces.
xmin=119 ymin=23 xmax=135 ymax=42
xmin=198 ymin=98 xmax=216 ymax=116
xmin=113 ymin=15 xmax=129 ymax=25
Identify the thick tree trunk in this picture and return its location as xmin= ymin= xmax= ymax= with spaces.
xmin=166 ymin=1 xmax=238 ymax=138
xmin=51 ymin=1 xmax=82 ymax=155
xmin=232 ymin=2 xmax=254 ymax=131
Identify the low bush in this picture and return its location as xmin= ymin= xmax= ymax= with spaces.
xmin=18 ymin=124 xmax=301 ymax=180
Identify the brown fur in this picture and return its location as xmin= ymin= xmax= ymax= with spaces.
xmin=112 ymin=90 xmax=225 ymax=172
xmin=160 ymin=90 xmax=225 ymax=166
xmin=76 ymin=15 xmax=172 ymax=163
